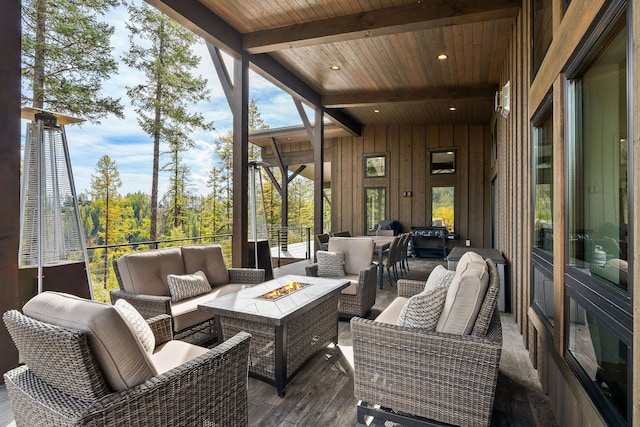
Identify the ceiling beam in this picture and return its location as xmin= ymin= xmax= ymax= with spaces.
xmin=145 ymin=0 xmax=361 ymax=136
xmin=323 ymin=85 xmax=499 ymax=108
xmin=243 ymin=0 xmax=521 ymax=54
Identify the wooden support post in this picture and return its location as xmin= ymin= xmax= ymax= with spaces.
xmin=232 ymin=55 xmax=249 ymax=267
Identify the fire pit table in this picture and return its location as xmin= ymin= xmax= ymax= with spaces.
xmin=198 ymin=274 xmax=349 ymax=397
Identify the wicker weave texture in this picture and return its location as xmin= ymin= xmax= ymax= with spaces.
xmin=3 ymin=310 xmax=252 ymax=427
xmin=219 ymin=294 xmax=339 ymax=382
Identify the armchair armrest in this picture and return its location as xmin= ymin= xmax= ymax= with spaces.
xmin=146 ymin=314 xmax=172 ymax=346
xmin=351 ymin=315 xmax=502 ymax=426
xmin=228 ymin=268 xmax=265 ymax=284
xmin=5 ymin=331 xmax=252 ymax=427
xmin=396 ymin=279 xmax=425 ymax=298
xmin=110 ymin=289 xmax=171 ymax=320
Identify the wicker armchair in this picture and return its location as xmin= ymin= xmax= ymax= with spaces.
xmin=3 ymin=297 xmax=251 ymax=427
xmin=351 ymin=259 xmax=502 ymax=427
xmin=306 ymin=237 xmax=377 ymax=317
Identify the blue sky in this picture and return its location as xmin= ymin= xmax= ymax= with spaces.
xmin=22 ymin=2 xmax=307 ymax=198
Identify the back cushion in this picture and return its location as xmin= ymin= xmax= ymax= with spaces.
xmin=116 ymin=247 xmax=185 ymax=296
xmin=455 ymin=251 xmax=486 ymax=274
xmin=23 ymin=292 xmax=157 ymax=391
xmin=328 ymin=237 xmax=374 ymax=275
xmin=182 ymin=244 xmax=230 ymax=286
xmin=436 ymin=257 xmax=490 ymax=335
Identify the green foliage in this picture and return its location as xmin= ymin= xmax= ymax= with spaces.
xmin=21 ymin=0 xmax=123 ymax=122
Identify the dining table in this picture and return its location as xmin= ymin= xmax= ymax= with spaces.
xmin=356 ymin=235 xmax=396 ymax=288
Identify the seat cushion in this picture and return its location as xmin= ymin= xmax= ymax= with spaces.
xmin=340 ymin=275 xmax=360 ymax=295
xmin=23 ymin=292 xmax=157 ymax=392
xmin=397 ymin=285 xmax=449 ymax=330
xmin=374 ymin=297 xmax=408 ymax=325
xmin=182 ymin=244 xmax=230 ymax=286
xmin=167 ymin=271 xmax=211 ymax=302
xmin=151 ymin=340 xmax=209 ymax=374
xmin=114 ymin=299 xmax=155 ymax=354
xmin=171 ymin=283 xmax=253 ymax=332
xmin=116 ymin=247 xmax=185 ymax=296
xmin=436 ymin=257 xmax=490 ymax=335
xmin=317 ymin=250 xmax=346 ymax=277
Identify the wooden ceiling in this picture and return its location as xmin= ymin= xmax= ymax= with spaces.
xmin=152 ymin=0 xmax=519 ymax=128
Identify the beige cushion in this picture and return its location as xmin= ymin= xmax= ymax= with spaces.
xmin=374 ymin=297 xmax=408 ymax=325
xmin=114 ymin=299 xmax=155 ymax=354
xmin=424 ymin=265 xmax=456 ymax=292
xmin=317 ymin=250 xmax=346 ymax=277
xmin=23 ymin=292 xmax=156 ymax=392
xmin=182 ymin=244 xmax=230 ymax=286
xmin=340 ymin=276 xmax=360 ymax=295
xmin=115 ymin=247 xmax=185 ymax=296
xmin=328 ymin=237 xmax=375 ymax=275
xmin=171 ymin=283 xmax=252 ymax=332
xmin=167 ymin=271 xmax=211 ymax=302
xmin=436 ymin=257 xmax=490 ymax=335
xmin=455 ymin=251 xmax=486 ymax=275
xmin=397 ymin=286 xmax=449 ymax=330
xmin=151 ymin=340 xmax=209 ymax=374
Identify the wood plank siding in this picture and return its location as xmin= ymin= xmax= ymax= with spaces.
xmin=330 ymin=124 xmax=489 ymax=245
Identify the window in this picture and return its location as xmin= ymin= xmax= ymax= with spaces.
xmin=432 ymin=186 xmax=454 ymax=233
xmin=531 ymin=0 xmax=553 ymax=79
xmin=430 ymin=150 xmax=455 ymax=174
xmin=565 ymin=7 xmax=630 ymax=424
xmin=364 ymin=155 xmax=386 ymax=178
xmin=364 ymin=187 xmax=386 ymax=235
xmin=533 ymin=106 xmax=554 ymax=255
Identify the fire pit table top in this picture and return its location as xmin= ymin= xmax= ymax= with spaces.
xmin=198 ymin=275 xmax=349 ymax=326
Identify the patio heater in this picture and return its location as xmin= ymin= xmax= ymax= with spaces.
xmin=248 ymin=161 xmax=273 ymax=279
xmin=18 ymin=107 xmax=93 ymax=302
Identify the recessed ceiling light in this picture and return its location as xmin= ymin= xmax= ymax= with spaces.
xmin=449 ymin=106 xmax=456 ymax=111
xmin=437 ymin=54 xmax=448 ymax=60
xmin=373 ymin=109 xmax=380 ymax=113
xmin=330 ymin=65 xmax=340 ymax=71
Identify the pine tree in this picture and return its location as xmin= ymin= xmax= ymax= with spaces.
xmin=90 ymin=155 xmax=121 ymax=288
xmin=21 ymin=0 xmax=123 ymax=122
xmin=123 ymin=2 xmax=214 ymax=243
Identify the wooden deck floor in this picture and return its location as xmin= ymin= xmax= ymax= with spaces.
xmin=0 ymin=257 xmax=557 ymax=427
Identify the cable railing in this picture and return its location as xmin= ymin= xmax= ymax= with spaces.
xmin=86 ymin=227 xmax=310 ymax=302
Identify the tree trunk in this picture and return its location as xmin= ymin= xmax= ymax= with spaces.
xmin=149 ymin=19 xmax=165 ymax=244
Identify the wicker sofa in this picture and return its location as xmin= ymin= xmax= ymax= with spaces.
xmin=3 ymin=291 xmax=251 ymax=427
xmin=111 ymin=244 xmax=264 ymax=345
xmin=305 ymin=236 xmax=377 ymax=317
xmin=351 ymin=252 xmax=502 ymax=427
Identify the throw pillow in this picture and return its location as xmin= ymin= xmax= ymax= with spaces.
xmin=114 ymin=299 xmax=155 ymax=355
xmin=397 ymin=285 xmax=449 ymax=330
xmin=424 ymin=264 xmax=456 ymax=292
xmin=316 ymin=250 xmax=346 ymax=277
xmin=166 ymin=270 xmax=211 ymax=302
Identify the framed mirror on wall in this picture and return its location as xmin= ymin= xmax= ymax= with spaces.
xmin=430 ymin=150 xmax=456 ymax=174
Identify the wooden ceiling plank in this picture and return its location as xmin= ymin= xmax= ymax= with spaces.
xmin=323 ymin=85 xmax=498 ymax=108
xmin=243 ymin=0 xmax=520 ymax=54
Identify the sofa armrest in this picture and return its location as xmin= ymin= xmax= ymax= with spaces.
xmin=146 ymin=314 xmax=173 ymax=346
xmin=396 ymin=279 xmax=425 ymax=298
xmin=5 ymin=332 xmax=252 ymax=427
xmin=305 ymin=264 xmax=319 ymax=277
xmin=351 ymin=315 xmax=502 ymax=426
xmin=228 ymin=268 xmax=265 ymax=284
xmin=110 ymin=289 xmax=171 ymax=320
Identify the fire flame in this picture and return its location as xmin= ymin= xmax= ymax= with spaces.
xmin=259 ymin=282 xmax=308 ymax=300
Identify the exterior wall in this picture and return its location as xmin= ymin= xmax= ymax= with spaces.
xmin=498 ymin=0 xmax=637 ymax=425
xmin=330 ymin=124 xmax=490 ymax=245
